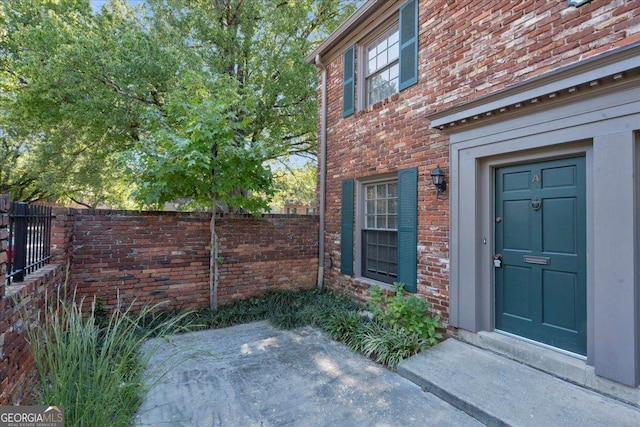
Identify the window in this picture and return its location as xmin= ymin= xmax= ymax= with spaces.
xmin=366 ymin=26 xmax=399 ymax=105
xmin=341 ymin=168 xmax=417 ymax=291
xmin=362 ymin=181 xmax=398 ymax=282
xmin=342 ymin=0 xmax=418 ymax=117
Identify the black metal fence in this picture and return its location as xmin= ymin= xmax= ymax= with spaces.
xmin=6 ymin=202 xmax=54 ymax=284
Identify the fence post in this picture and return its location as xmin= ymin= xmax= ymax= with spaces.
xmin=13 ymin=202 xmax=28 ymax=282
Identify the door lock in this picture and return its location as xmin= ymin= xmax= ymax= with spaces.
xmin=493 ymin=254 xmax=503 ymax=268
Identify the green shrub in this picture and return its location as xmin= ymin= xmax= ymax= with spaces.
xmin=320 ymin=310 xmax=364 ymax=342
xmin=354 ymin=319 xmax=431 ymax=369
xmin=369 ymin=282 xmax=444 ymax=346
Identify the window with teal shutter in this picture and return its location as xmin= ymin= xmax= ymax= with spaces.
xmin=342 ymin=45 xmax=355 ymax=117
xmin=341 ymin=179 xmax=354 ymax=275
xmin=340 ymin=170 xmax=417 ymax=290
xmin=397 ymin=167 xmax=417 ymax=292
xmin=342 ymin=1 xmax=418 ymax=113
xmin=399 ymin=0 xmax=418 ymax=90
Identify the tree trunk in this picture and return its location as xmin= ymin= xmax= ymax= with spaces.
xmin=209 ymin=197 xmax=219 ymax=312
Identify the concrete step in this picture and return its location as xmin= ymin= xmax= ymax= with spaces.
xmin=455 ymin=329 xmax=640 ymax=407
xmin=397 ymin=339 xmax=640 ymax=427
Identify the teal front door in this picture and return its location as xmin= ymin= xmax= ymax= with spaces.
xmin=495 ymin=157 xmax=586 ymax=355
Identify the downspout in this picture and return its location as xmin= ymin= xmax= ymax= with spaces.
xmin=315 ymin=54 xmax=327 ymax=290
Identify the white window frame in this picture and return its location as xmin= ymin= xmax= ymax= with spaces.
xmin=364 ymin=24 xmax=400 ymax=106
xmin=355 ymin=174 xmax=398 ymax=283
xmin=363 ymin=181 xmax=398 ymax=231
xmin=357 ymin=20 xmax=400 ymax=110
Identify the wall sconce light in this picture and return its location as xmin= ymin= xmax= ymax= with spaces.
xmin=430 ymin=165 xmax=446 ymax=199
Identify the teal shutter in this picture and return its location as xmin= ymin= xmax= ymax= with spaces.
xmin=397 ymin=168 xmax=417 ymax=292
xmin=341 ymin=179 xmax=354 ymax=275
xmin=399 ymin=0 xmax=418 ymax=90
xmin=342 ymin=45 xmax=355 ymax=117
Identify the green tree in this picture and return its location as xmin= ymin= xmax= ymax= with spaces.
xmin=1 ymin=0 xmax=356 ymax=205
xmin=146 ymin=0 xmax=355 ymax=160
xmin=1 ymin=0 xmax=357 ymax=307
xmin=0 ymin=0 xmax=180 ymax=205
xmin=131 ymin=75 xmax=274 ymax=310
xmin=270 ymin=162 xmax=318 ymax=212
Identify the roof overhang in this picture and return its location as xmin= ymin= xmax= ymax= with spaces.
xmin=428 ymin=41 xmax=640 ymax=132
xmin=305 ymin=0 xmax=392 ymax=64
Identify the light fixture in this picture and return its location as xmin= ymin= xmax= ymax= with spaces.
xmin=568 ymin=0 xmax=592 ymax=7
xmin=430 ymin=165 xmax=446 ymax=199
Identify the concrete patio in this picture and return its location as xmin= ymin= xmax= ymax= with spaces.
xmin=135 ymin=321 xmax=479 ymax=426
xmin=135 ymin=321 xmax=640 ymax=426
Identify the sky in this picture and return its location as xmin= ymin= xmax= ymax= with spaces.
xmin=90 ymin=0 xmax=145 ymax=12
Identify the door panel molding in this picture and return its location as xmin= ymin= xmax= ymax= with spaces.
xmin=495 ymin=157 xmax=586 ymax=355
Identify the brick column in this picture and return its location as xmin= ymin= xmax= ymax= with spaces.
xmin=0 ymin=194 xmax=9 ymax=401
xmin=0 ymin=194 xmax=9 ymax=300
xmin=51 ymin=207 xmax=75 ymax=267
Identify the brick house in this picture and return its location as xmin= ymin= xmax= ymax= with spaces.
xmin=307 ymin=0 xmax=640 ymax=387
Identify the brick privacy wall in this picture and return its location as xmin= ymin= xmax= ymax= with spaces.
xmin=320 ymin=0 xmax=640 ymax=322
xmin=1 ymin=204 xmax=317 ymax=403
xmin=71 ymin=210 xmax=319 ymax=312
xmin=0 ymin=196 xmax=67 ymax=405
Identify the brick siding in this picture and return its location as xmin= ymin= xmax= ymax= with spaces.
xmin=320 ymin=0 xmax=640 ymax=322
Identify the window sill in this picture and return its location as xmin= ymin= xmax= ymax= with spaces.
xmin=354 ymin=276 xmax=395 ymax=292
xmin=345 ymin=93 xmax=402 ymax=120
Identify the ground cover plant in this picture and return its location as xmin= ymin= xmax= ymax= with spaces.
xmin=318 ymin=284 xmax=444 ymax=369
xmin=146 ymin=287 xmax=444 ymax=370
xmin=139 ymin=288 xmax=362 ymax=332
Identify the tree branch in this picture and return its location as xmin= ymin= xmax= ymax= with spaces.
xmin=95 ymin=73 xmax=161 ymax=107
xmin=3 ymin=68 xmax=29 ymax=86
xmin=69 ymin=196 xmax=94 ymax=209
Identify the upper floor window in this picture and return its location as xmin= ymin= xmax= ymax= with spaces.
xmin=342 ymin=0 xmax=418 ymax=117
xmin=366 ymin=25 xmax=399 ymax=105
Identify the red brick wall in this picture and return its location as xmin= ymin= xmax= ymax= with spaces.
xmin=1 ymin=203 xmax=318 ymax=404
xmin=320 ymin=0 xmax=640 ymax=322
xmin=71 ymin=210 xmax=319 ymax=312
xmin=0 ymin=196 xmax=67 ymax=405
xmin=421 ymin=0 xmax=640 ymax=111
